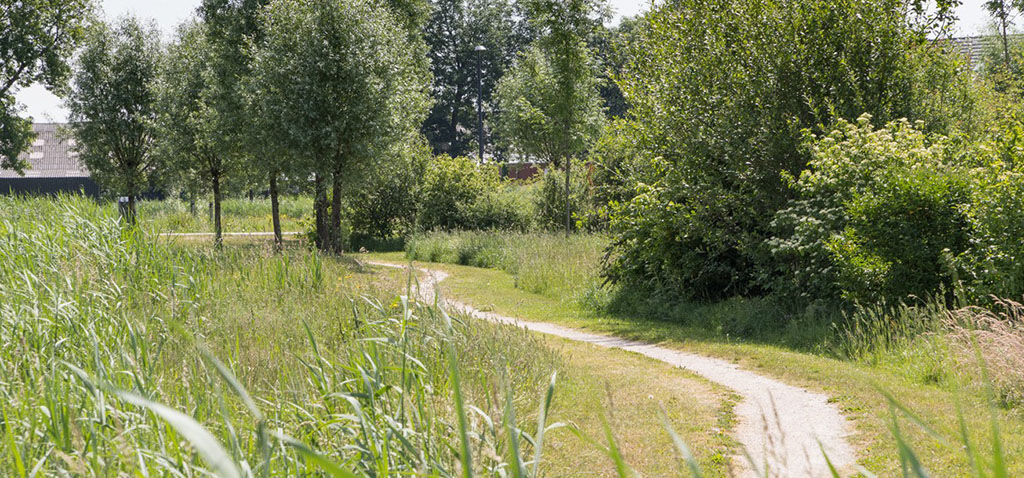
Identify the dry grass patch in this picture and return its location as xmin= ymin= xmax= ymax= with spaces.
xmin=945 ymin=298 xmax=1024 ymax=407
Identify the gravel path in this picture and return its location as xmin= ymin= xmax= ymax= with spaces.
xmin=370 ymin=262 xmax=858 ymax=477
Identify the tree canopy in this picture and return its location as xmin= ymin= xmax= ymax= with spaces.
xmin=248 ymin=0 xmax=431 ymax=250
xmin=0 ymin=0 xmax=93 ymax=173
xmin=603 ymin=0 xmax=978 ymax=300
xmin=66 ymin=16 xmax=163 ymax=221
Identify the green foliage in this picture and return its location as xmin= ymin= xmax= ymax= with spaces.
xmin=771 ymin=117 xmax=971 ymax=303
xmin=495 ymin=0 xmax=606 ymax=234
xmin=66 ymin=16 xmax=164 ymax=205
xmin=421 ymin=0 xmax=531 ymax=157
xmin=494 ymin=45 xmax=605 ymax=165
xmin=249 ymin=0 xmax=430 ymax=174
xmin=771 ymin=116 xmax=1024 ymax=306
xmin=465 ymin=182 xmax=538 ymax=232
xmin=348 ymin=138 xmax=429 ymax=240
xmin=603 ymin=0 xmax=977 ymax=301
xmin=0 ymin=0 xmax=92 ymax=173
xmin=536 ymin=168 xmax=595 ymax=232
xmin=955 ymin=168 xmax=1024 ymax=298
xmin=418 ymin=154 xmax=497 ymax=231
xmin=0 ymin=195 xmax=562 ymax=476
xmin=247 ymin=0 xmax=431 ymax=249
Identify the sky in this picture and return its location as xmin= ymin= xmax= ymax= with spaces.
xmin=14 ymin=0 xmax=994 ymax=123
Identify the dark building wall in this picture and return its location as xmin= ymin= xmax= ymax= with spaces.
xmin=0 ymin=177 xmax=100 ymax=198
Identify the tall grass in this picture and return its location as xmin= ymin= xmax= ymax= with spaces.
xmin=405 ymin=231 xmax=607 ymax=301
xmin=0 ymin=195 xmax=565 ymax=476
xmin=139 ymin=196 xmax=313 ymax=233
xmin=4 ymin=197 xmax=1017 ymax=477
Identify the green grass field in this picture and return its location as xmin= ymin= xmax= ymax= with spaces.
xmin=391 ymin=231 xmax=1024 ymax=476
xmin=0 ymin=196 xmax=741 ymax=477
xmin=7 ymin=196 xmax=1020 ymax=476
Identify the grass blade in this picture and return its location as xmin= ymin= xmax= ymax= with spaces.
xmin=449 ymin=342 xmax=473 ymax=478
xmin=66 ymin=363 xmax=241 ymax=478
xmin=504 ymin=386 xmax=527 ymax=478
xmin=657 ymin=406 xmax=702 ymax=478
xmin=116 ymin=390 xmax=242 ymax=478
xmin=3 ymin=408 xmax=26 ymax=478
xmin=531 ymin=371 xmax=557 ymax=478
xmin=276 ymin=433 xmax=359 ymax=478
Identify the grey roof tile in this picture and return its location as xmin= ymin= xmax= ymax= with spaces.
xmin=0 ymin=123 xmax=90 ymax=179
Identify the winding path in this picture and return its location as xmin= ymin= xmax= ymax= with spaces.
xmin=371 ymin=262 xmax=858 ymax=478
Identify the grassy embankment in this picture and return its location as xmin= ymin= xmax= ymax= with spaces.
xmin=380 ymin=230 xmax=1024 ymax=476
xmin=0 ymin=196 xmax=737 ymax=477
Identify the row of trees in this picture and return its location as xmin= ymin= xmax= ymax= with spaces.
xmin=1 ymin=0 xmax=624 ymax=247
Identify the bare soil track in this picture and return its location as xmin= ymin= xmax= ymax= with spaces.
xmin=371 ymin=261 xmax=859 ymax=478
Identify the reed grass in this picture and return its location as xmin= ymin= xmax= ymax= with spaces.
xmin=0 ymin=195 xmax=567 ymax=476
xmin=139 ymin=196 xmax=313 ymax=233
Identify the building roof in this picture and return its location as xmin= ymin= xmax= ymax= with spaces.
xmin=944 ymin=35 xmax=1000 ymax=67
xmin=0 ymin=123 xmax=89 ymax=179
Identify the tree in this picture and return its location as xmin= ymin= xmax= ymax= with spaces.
xmin=66 ymin=16 xmax=163 ymax=224
xmin=249 ymin=0 xmax=431 ymax=252
xmin=157 ymin=21 xmax=240 ymax=245
xmin=494 ymin=0 xmax=606 ymax=234
xmin=0 ymin=0 xmax=92 ymax=173
xmin=603 ymin=0 xmax=978 ymax=300
xmin=985 ymin=0 xmax=1023 ymax=70
xmin=421 ymin=0 xmax=533 ymax=157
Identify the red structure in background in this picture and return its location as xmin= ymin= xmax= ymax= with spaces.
xmin=502 ymin=162 xmax=541 ymax=180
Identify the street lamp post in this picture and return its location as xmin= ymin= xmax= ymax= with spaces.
xmin=475 ymin=45 xmax=486 ymax=164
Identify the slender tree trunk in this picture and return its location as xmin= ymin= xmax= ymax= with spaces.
xmin=213 ymin=172 xmax=223 ymax=248
xmin=270 ymin=171 xmax=282 ymax=251
xmin=189 ymin=190 xmax=196 ymax=216
xmin=1003 ymin=20 xmax=1011 ymax=69
xmin=314 ymin=173 xmax=328 ymax=252
xmin=127 ymin=195 xmax=137 ymax=226
xmin=565 ymin=156 xmax=571 ymax=237
xmin=330 ymin=169 xmax=343 ymax=254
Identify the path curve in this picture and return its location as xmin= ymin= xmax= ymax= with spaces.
xmin=371 ymin=262 xmax=858 ymax=477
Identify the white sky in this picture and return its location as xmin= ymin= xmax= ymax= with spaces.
xmin=13 ymin=0 xmax=995 ymax=123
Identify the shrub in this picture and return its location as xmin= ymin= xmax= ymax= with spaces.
xmin=956 ymin=169 xmax=1024 ymax=298
xmin=465 ymin=183 xmax=538 ymax=232
xmin=536 ymin=167 xmax=596 ymax=232
xmin=348 ymin=138 xmax=429 ymax=240
xmin=602 ymin=0 xmax=977 ymax=301
xmin=605 ymin=158 xmax=760 ymax=300
xmin=416 ymin=155 xmax=538 ymax=233
xmin=772 ymin=116 xmax=972 ymax=304
xmin=417 ymin=155 xmax=496 ymax=231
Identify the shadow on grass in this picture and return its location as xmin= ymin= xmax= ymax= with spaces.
xmin=589 ymin=285 xmax=846 ymax=355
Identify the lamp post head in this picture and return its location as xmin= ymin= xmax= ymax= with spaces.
xmin=475 ymin=45 xmax=487 ymax=52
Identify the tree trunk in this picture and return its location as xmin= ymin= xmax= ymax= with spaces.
xmin=564 ymin=156 xmax=571 ymax=237
xmin=1003 ymin=21 xmax=1011 ymax=69
xmin=314 ymin=173 xmax=328 ymax=251
xmin=330 ymin=170 xmax=343 ymax=254
xmin=213 ymin=172 xmax=223 ymax=248
xmin=127 ymin=195 xmax=137 ymax=226
xmin=270 ymin=171 xmax=282 ymax=251
xmin=189 ymin=190 xmax=196 ymax=216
